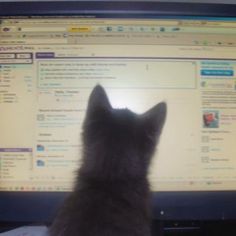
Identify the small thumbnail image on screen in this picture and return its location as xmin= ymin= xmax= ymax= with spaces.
xmin=203 ymin=110 xmax=219 ymax=128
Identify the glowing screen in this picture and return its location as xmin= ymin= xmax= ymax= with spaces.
xmin=1 ymin=17 xmax=236 ymax=191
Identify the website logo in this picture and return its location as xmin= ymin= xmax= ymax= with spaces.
xmin=0 ymin=45 xmax=34 ymax=51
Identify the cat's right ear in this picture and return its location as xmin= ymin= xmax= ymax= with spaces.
xmin=86 ymin=85 xmax=112 ymax=116
xmin=141 ymin=102 xmax=167 ymax=139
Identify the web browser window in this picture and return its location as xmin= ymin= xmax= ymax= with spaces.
xmin=0 ymin=18 xmax=236 ymax=192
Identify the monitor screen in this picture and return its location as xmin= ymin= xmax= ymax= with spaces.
xmin=1 ymin=1 xmax=236 ymax=222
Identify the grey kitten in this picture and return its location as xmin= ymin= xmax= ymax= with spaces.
xmin=50 ymin=85 xmax=167 ymax=236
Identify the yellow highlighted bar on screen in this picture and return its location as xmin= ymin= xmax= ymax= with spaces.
xmin=68 ymin=26 xmax=91 ymax=32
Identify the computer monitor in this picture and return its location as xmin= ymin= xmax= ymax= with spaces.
xmin=1 ymin=1 xmax=236 ymax=223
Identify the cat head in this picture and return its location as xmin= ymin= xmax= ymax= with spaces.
xmin=81 ymin=85 xmax=167 ymax=179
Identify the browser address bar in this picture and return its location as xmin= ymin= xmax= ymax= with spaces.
xmin=19 ymin=27 xmax=66 ymax=32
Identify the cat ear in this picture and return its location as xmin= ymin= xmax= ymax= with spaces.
xmin=87 ymin=85 xmax=112 ymax=116
xmin=141 ymin=102 xmax=167 ymax=137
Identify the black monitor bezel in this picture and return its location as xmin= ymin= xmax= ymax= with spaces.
xmin=1 ymin=1 xmax=236 ymax=17
xmin=1 ymin=1 xmax=236 ymax=222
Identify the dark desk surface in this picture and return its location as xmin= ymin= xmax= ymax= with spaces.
xmin=1 ymin=220 xmax=236 ymax=235
xmin=152 ymin=220 xmax=236 ymax=236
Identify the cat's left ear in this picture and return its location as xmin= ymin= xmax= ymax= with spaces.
xmin=86 ymin=85 xmax=112 ymax=116
xmin=141 ymin=102 xmax=167 ymax=137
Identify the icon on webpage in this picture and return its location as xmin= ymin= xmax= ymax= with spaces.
xmin=37 ymin=159 xmax=45 ymax=167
